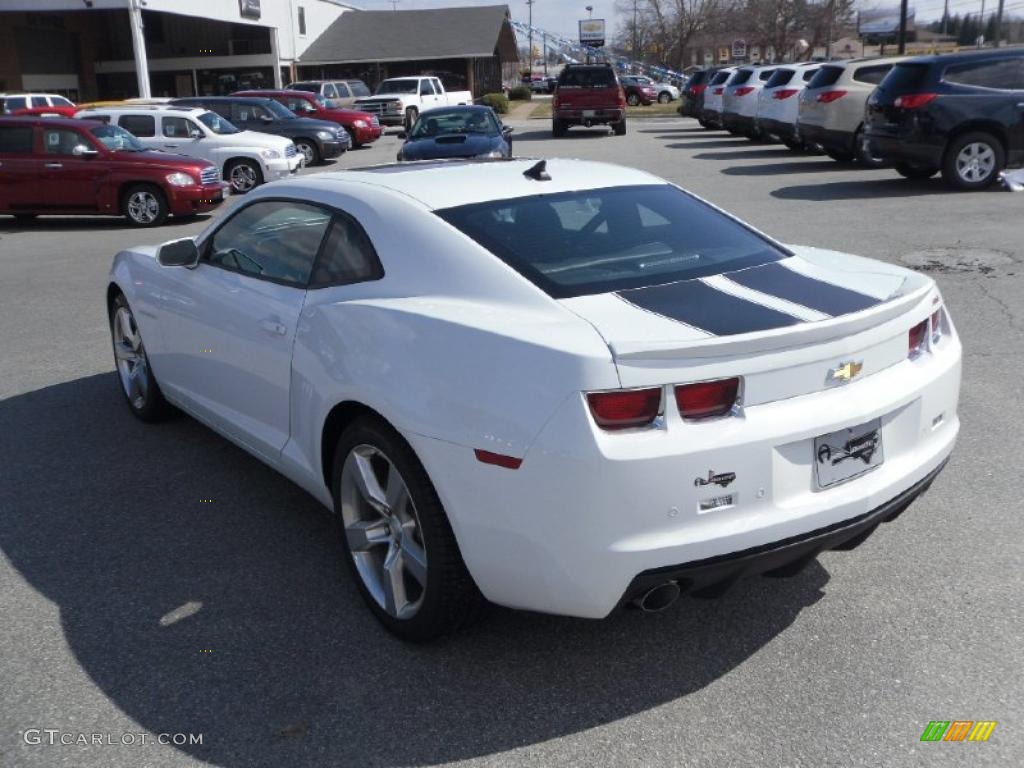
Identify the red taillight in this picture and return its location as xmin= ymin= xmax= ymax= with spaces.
xmin=587 ymin=388 xmax=662 ymax=431
xmin=893 ymin=92 xmax=937 ymax=110
xmin=773 ymin=89 xmax=799 ymax=100
xmin=675 ymin=378 xmax=740 ymax=421
xmin=474 ymin=449 xmax=522 ymax=470
xmin=908 ymin=320 xmax=928 ymax=357
xmin=692 ymin=84 xmax=707 ymax=95
xmin=617 ymin=87 xmax=626 ymax=108
xmin=713 ymin=87 xmax=724 ymax=95
xmin=816 ymin=90 xmax=847 ymax=104
xmin=735 ymin=86 xmax=755 ymax=97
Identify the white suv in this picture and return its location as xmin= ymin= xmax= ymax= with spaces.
xmin=75 ymin=106 xmax=302 ymax=194
xmin=1 ymin=93 xmax=77 ymax=114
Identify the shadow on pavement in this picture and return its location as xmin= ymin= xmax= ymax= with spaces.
xmin=693 ymin=148 xmax=798 ymax=161
xmin=0 ymin=373 xmax=829 ymax=767
xmin=771 ymin=178 xmax=954 ymax=201
xmin=638 ymin=127 xmax=707 ymax=135
xmin=0 ymin=214 xmax=214 ymax=235
xmin=512 ymin=128 xmax=614 ymax=142
xmin=721 ymin=161 xmax=849 ymax=176
xmin=665 ymin=139 xmax=753 ymax=150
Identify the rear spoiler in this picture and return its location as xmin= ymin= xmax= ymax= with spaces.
xmin=610 ymin=281 xmax=936 ymax=361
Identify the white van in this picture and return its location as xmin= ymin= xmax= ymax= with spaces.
xmin=75 ymin=106 xmax=302 ymax=194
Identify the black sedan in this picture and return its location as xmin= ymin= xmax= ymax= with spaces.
xmin=396 ymin=106 xmax=512 ymax=162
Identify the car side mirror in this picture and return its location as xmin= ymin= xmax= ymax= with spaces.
xmin=502 ymin=125 xmax=514 ymax=135
xmin=72 ymin=145 xmax=99 ymax=158
xmin=157 ymin=237 xmax=199 ymax=268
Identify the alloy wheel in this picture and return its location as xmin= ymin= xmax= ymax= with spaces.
xmin=340 ymin=444 xmax=428 ymax=619
xmin=112 ymin=305 xmax=149 ymax=409
xmin=126 ymin=191 xmax=160 ymax=225
xmin=230 ymin=163 xmax=258 ymax=193
xmin=956 ymin=142 xmax=995 ymax=184
xmin=296 ymin=141 xmax=316 ymax=166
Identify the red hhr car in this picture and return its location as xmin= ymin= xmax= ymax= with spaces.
xmin=0 ymin=117 xmax=226 ymax=227
xmin=232 ymin=89 xmax=383 ymax=147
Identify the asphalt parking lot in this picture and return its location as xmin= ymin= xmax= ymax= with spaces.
xmin=1 ymin=117 xmax=1021 ymax=768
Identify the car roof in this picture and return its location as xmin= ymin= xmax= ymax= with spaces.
xmin=79 ymin=105 xmax=207 ymax=115
xmin=172 ymin=96 xmax=270 ymax=105
xmin=276 ymin=158 xmax=664 ymax=212
xmin=0 ymin=115 xmax=102 ymax=128
xmin=895 ymin=48 xmax=1024 ymax=66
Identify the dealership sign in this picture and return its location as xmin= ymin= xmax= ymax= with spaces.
xmin=239 ymin=0 xmax=261 ymax=20
xmin=579 ymin=19 xmax=606 ymax=48
xmin=731 ymin=38 xmax=747 ymax=59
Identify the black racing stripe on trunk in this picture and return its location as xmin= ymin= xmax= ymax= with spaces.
xmin=727 ymin=262 xmax=881 ymax=316
xmin=617 ymin=280 xmax=801 ymax=336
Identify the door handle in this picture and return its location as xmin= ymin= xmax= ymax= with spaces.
xmin=259 ymin=319 xmax=287 ymax=336
xmin=44 ymin=162 xmax=63 ymax=169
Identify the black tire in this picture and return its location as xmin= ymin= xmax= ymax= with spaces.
xmin=627 ymin=93 xmax=640 ymax=106
xmin=108 ymin=292 xmax=172 ymax=422
xmin=404 ymin=107 xmax=419 ymax=132
xmin=698 ymin=118 xmax=710 ymax=129
xmin=783 ymin=139 xmax=804 ymax=152
xmin=613 ymin=118 xmax=627 ymax=136
xmin=332 ymin=416 xmax=486 ymax=642
xmin=552 ymin=118 xmax=567 ymax=138
xmin=941 ymin=131 xmax=1005 ymax=191
xmin=121 ymin=184 xmax=169 ymax=227
xmin=294 ymin=138 xmax=320 ymax=166
xmin=225 ymin=158 xmax=263 ymax=194
xmin=658 ymin=92 xmax=671 ymax=104
xmin=825 ymin=148 xmax=856 ymax=163
xmin=854 ymin=128 xmax=887 ymax=168
xmin=12 ymin=213 xmax=37 ymax=225
xmin=894 ymin=162 xmax=939 ymax=180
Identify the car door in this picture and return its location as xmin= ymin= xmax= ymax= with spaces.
xmin=158 ymin=114 xmax=206 ymax=160
xmin=0 ymin=123 xmax=40 ymax=210
xmin=154 ymin=199 xmax=332 ymax=459
xmin=36 ymin=125 xmax=107 ymax=210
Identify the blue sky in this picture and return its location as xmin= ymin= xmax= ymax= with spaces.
xmin=350 ymin=0 xmax=620 ymax=40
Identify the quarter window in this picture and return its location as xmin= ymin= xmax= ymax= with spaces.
xmin=207 ymin=201 xmax=332 ymax=286
xmin=118 ymin=114 xmax=156 ymax=137
xmin=0 ymin=125 xmax=34 ymax=153
xmin=4 ymin=96 xmax=27 ymax=111
xmin=311 ymin=214 xmax=384 ymax=287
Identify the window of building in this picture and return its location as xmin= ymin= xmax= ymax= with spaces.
xmin=298 ymin=7 xmax=307 ymax=36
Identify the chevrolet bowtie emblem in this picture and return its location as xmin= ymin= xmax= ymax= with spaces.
xmin=830 ymin=360 xmax=864 ymax=383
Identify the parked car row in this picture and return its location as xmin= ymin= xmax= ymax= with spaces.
xmin=684 ymin=49 xmax=1024 ymax=190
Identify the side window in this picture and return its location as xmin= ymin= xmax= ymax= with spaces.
xmin=118 ymin=114 xmax=156 ymax=137
xmin=162 ymin=116 xmax=191 ymax=137
xmin=335 ymin=83 xmax=351 ymax=98
xmin=5 ymin=97 xmax=27 ymax=111
xmin=432 ymin=78 xmax=444 ymax=93
xmin=324 ymin=84 xmax=339 ymax=99
xmin=311 ymin=213 xmax=384 ymax=287
xmin=207 ymin=201 xmax=332 ymax=286
xmin=420 ymin=80 xmax=433 ymax=96
xmin=945 ymin=58 xmax=1024 ymax=89
xmin=0 ymin=125 xmax=34 ymax=153
xmin=31 ymin=96 xmax=49 ymax=108
xmin=42 ymin=128 xmax=91 ymax=155
xmin=53 ymin=96 xmax=74 ymax=107
xmin=852 ymin=65 xmax=891 ymax=85
xmin=89 ymin=114 xmax=111 ymax=124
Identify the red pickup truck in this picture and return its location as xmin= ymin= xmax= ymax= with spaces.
xmin=0 ymin=117 xmax=226 ymax=227
xmin=232 ymin=89 xmax=383 ymax=147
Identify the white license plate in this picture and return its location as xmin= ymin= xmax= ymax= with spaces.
xmin=814 ymin=418 xmax=883 ymax=489
xmin=582 ymin=109 xmax=596 ymax=117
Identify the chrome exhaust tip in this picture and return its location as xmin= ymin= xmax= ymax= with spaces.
xmin=634 ymin=581 xmax=681 ymax=613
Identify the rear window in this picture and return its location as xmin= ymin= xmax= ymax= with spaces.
xmin=765 ymin=69 xmax=795 ymax=87
xmin=802 ymin=68 xmax=819 ymax=82
xmin=807 ymin=65 xmax=844 ymax=89
xmin=880 ymin=63 xmax=930 ymax=92
xmin=436 ymin=185 xmax=787 ymax=299
xmin=689 ymin=71 xmax=710 ymax=86
xmin=759 ymin=69 xmax=776 ymax=81
xmin=559 ymin=67 xmax=617 ymax=88
xmin=729 ymin=70 xmax=754 ymax=86
xmin=852 ymin=64 xmax=892 ymax=85
xmin=710 ymin=71 xmax=732 ymax=86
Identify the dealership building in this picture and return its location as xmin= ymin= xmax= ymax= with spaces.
xmin=0 ymin=0 xmax=352 ymax=101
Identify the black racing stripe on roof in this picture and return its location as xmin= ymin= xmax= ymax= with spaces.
xmin=727 ymin=262 xmax=881 ymax=316
xmin=617 ymin=279 xmax=801 ymax=336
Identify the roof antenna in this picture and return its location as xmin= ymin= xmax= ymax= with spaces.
xmin=523 ymin=159 xmax=551 ymax=181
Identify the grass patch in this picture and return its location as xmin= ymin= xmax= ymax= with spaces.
xmin=529 ymin=101 xmax=680 ymax=120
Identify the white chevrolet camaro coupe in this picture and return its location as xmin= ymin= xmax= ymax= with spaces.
xmin=107 ymin=158 xmax=961 ymax=640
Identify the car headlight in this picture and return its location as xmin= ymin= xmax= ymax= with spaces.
xmin=388 ymin=102 xmax=401 ymax=112
xmin=316 ymin=130 xmax=334 ymax=140
xmin=260 ymin=149 xmax=281 ymax=160
xmin=165 ymin=172 xmax=195 ymax=187
xmin=479 ymin=149 xmax=505 ymax=159
xmin=353 ymin=120 xmax=367 ymax=128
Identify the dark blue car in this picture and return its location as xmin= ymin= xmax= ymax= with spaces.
xmin=397 ymin=105 xmax=513 ymax=162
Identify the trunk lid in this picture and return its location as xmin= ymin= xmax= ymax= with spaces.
xmin=559 ymin=246 xmax=937 ymax=402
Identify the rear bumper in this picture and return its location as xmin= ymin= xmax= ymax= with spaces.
xmin=798 ymin=123 xmax=854 ymax=154
xmin=699 ymin=108 xmax=723 ymax=126
xmin=168 ymin=182 xmax=227 ymax=215
xmin=555 ymin=108 xmax=625 ymax=126
xmin=619 ymin=458 xmax=947 ymax=606
xmin=722 ymin=112 xmax=756 ymax=133
xmin=760 ymin=118 xmax=798 ymax=142
xmin=864 ymin=130 xmax=944 ymax=168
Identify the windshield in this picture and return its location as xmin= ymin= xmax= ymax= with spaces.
xmin=376 ymin=79 xmax=419 ymax=95
xmin=349 ymin=82 xmax=371 ymax=97
xmin=197 ymin=111 xmax=239 ymax=134
xmin=263 ymin=99 xmax=296 ymax=119
xmin=89 ymin=124 xmax=145 ymax=152
xmin=437 ymin=185 xmax=787 ymax=299
xmin=410 ymin=109 xmax=500 ymax=138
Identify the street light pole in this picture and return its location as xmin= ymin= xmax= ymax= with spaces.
xmin=527 ymin=0 xmax=534 ymax=77
xmin=996 ymin=0 xmax=1005 ymax=46
xmin=128 ymin=0 xmax=151 ymax=99
xmin=897 ymin=0 xmax=909 ymax=54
